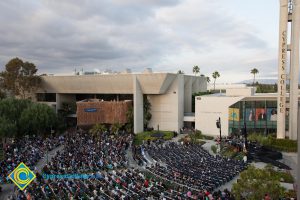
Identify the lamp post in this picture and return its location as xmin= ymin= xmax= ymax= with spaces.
xmin=216 ymin=117 xmax=222 ymax=149
xmin=243 ymin=122 xmax=248 ymax=151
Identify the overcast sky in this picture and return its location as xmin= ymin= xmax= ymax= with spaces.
xmin=0 ymin=0 xmax=279 ymax=83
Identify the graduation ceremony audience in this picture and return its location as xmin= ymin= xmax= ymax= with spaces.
xmin=2 ymin=129 xmax=243 ymax=199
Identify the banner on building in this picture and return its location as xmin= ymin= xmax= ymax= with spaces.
xmin=246 ymin=108 xmax=255 ymax=121
xmin=256 ymin=108 xmax=267 ymax=121
xmin=229 ymin=108 xmax=240 ymax=121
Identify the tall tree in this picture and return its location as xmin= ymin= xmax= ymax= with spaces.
xmin=19 ymin=103 xmax=57 ymax=136
xmin=177 ymin=70 xmax=184 ymax=74
xmin=0 ymin=117 xmax=17 ymax=138
xmin=206 ymin=77 xmax=211 ymax=83
xmin=144 ymin=96 xmax=152 ymax=129
xmin=192 ymin=65 xmax=200 ymax=76
xmin=0 ymin=57 xmax=41 ymax=99
xmin=126 ymin=107 xmax=133 ymax=133
xmin=212 ymin=71 xmax=220 ymax=91
xmin=250 ymin=68 xmax=259 ymax=85
xmin=0 ymin=98 xmax=32 ymax=135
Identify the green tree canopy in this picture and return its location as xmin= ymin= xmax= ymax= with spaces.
xmin=212 ymin=71 xmax=220 ymax=91
xmin=0 ymin=98 xmax=32 ymax=129
xmin=111 ymin=122 xmax=122 ymax=135
xmin=232 ymin=165 xmax=285 ymax=200
xmin=192 ymin=65 xmax=200 ymax=76
xmin=0 ymin=98 xmax=58 ymax=137
xmin=126 ymin=107 xmax=133 ymax=133
xmin=144 ymin=96 xmax=152 ymax=129
xmin=89 ymin=123 xmax=106 ymax=137
xmin=19 ymin=103 xmax=57 ymax=136
xmin=250 ymin=68 xmax=259 ymax=85
xmin=0 ymin=57 xmax=41 ymax=98
xmin=0 ymin=117 xmax=17 ymax=138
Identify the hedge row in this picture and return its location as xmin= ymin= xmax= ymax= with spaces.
xmin=248 ymin=134 xmax=297 ymax=152
xmin=192 ymin=130 xmax=214 ymax=140
xmin=133 ymin=131 xmax=174 ymax=145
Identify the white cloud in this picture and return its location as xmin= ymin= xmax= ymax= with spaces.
xmin=0 ymin=0 xmax=279 ymax=82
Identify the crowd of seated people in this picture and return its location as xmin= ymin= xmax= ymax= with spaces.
xmin=0 ymin=128 xmax=255 ymax=200
xmin=0 ymin=135 xmax=64 ymax=184
xmin=8 ymin=131 xmax=236 ymax=200
xmin=145 ymin=142 xmax=246 ymax=192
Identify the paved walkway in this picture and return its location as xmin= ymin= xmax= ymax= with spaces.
xmin=280 ymin=152 xmax=297 ymax=181
xmin=36 ymin=145 xmax=64 ymax=173
xmin=171 ymin=133 xmax=188 ymax=142
xmin=126 ymin=144 xmax=139 ymax=169
xmin=201 ymin=139 xmax=217 ymax=155
xmin=0 ymin=145 xmax=64 ymax=200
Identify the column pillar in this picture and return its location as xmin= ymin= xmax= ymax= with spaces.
xmin=289 ymin=0 xmax=300 ymax=140
xmin=133 ymin=76 xmax=144 ymax=133
xmin=277 ymin=0 xmax=289 ymax=139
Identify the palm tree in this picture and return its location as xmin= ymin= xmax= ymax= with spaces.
xmin=89 ymin=123 xmax=106 ymax=138
xmin=177 ymin=70 xmax=184 ymax=74
xmin=251 ymin=68 xmax=259 ymax=85
xmin=192 ymin=65 xmax=200 ymax=76
xmin=212 ymin=71 xmax=220 ymax=91
xmin=206 ymin=77 xmax=210 ymax=83
xmin=111 ymin=122 xmax=122 ymax=135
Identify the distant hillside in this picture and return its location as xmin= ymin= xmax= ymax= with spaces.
xmin=238 ymin=79 xmax=277 ymax=85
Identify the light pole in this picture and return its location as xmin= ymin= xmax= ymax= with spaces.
xmin=216 ymin=117 xmax=222 ymax=149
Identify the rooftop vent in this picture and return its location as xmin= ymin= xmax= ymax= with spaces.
xmin=143 ymin=68 xmax=152 ymax=74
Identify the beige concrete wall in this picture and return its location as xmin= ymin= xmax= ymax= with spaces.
xmin=178 ymin=75 xmax=185 ymax=131
xmin=133 ymin=76 xmax=144 ymax=133
xmin=148 ymin=75 xmax=184 ymax=132
xmin=184 ymin=76 xmax=207 ymax=113
xmin=195 ymin=96 xmax=243 ymax=136
xmin=38 ymin=73 xmax=178 ymax=94
xmin=226 ymin=88 xmax=255 ymax=96
xmin=289 ymin=0 xmax=300 ymax=140
xmin=192 ymin=76 xmax=207 ymax=93
xmin=184 ymin=76 xmax=192 ymax=113
xmin=36 ymin=73 xmax=207 ymax=133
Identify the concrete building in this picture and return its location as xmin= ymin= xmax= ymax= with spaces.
xmin=36 ymin=72 xmax=207 ymax=133
xmin=195 ymin=87 xmax=300 ymax=137
xmin=277 ymin=0 xmax=300 ymax=140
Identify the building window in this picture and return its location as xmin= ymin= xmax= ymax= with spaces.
xmin=36 ymin=93 xmax=56 ymax=102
